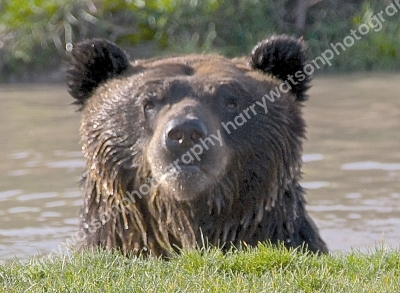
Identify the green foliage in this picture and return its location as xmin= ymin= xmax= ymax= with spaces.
xmin=352 ymin=1 xmax=400 ymax=70
xmin=0 ymin=0 xmax=275 ymax=80
xmin=0 ymin=0 xmax=91 ymax=79
xmin=0 ymin=0 xmax=400 ymax=81
xmin=1 ymin=244 xmax=400 ymax=292
xmin=306 ymin=0 xmax=400 ymax=71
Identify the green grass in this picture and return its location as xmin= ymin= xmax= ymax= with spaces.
xmin=1 ymin=244 xmax=399 ymax=292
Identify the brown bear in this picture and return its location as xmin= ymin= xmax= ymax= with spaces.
xmin=67 ymin=35 xmax=328 ymax=257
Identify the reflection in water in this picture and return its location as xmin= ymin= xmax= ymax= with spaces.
xmin=0 ymin=75 xmax=399 ymax=261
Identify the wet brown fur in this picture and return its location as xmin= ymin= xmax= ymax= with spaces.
xmin=68 ymin=36 xmax=328 ymax=257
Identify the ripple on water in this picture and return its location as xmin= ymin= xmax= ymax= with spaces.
xmin=47 ymin=159 xmax=85 ymax=169
xmin=53 ymin=150 xmax=83 ymax=157
xmin=345 ymin=193 xmax=363 ymax=199
xmin=302 ymin=181 xmax=329 ymax=189
xmin=10 ymin=151 xmax=31 ymax=159
xmin=390 ymin=193 xmax=400 ymax=199
xmin=8 ymin=207 xmax=41 ymax=214
xmin=307 ymin=204 xmax=394 ymax=213
xmin=63 ymin=218 xmax=79 ymax=225
xmin=45 ymin=200 xmax=67 ymax=208
xmin=8 ymin=169 xmax=30 ymax=176
xmin=16 ymin=192 xmax=58 ymax=202
xmin=302 ymin=153 xmax=324 ymax=162
xmin=40 ymin=212 xmax=62 ymax=218
xmin=0 ymin=190 xmax=23 ymax=201
xmin=342 ymin=161 xmax=400 ymax=171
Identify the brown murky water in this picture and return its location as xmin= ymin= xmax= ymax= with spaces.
xmin=0 ymin=74 xmax=399 ymax=262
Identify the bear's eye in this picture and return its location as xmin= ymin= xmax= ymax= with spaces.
xmin=143 ymin=100 xmax=155 ymax=112
xmin=225 ymin=101 xmax=238 ymax=111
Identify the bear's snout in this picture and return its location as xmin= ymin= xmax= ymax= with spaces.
xmin=164 ymin=117 xmax=208 ymax=152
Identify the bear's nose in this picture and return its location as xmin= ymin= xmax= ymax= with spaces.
xmin=164 ymin=117 xmax=208 ymax=150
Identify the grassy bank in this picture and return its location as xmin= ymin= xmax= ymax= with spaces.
xmin=1 ymin=244 xmax=399 ymax=292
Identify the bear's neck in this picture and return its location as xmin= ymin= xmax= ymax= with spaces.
xmin=80 ymin=163 xmax=301 ymax=257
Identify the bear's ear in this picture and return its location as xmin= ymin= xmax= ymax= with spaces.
xmin=250 ymin=35 xmax=310 ymax=101
xmin=67 ymin=38 xmax=130 ymax=108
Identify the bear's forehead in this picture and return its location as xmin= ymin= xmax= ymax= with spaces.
xmin=128 ymin=55 xmax=270 ymax=96
xmin=139 ymin=55 xmax=243 ymax=78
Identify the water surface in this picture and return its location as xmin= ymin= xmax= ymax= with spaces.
xmin=0 ymin=75 xmax=399 ymax=261
xmin=303 ymin=73 xmax=400 ymax=251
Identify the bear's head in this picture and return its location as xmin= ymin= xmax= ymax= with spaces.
xmin=67 ymin=36 xmax=324 ymax=256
